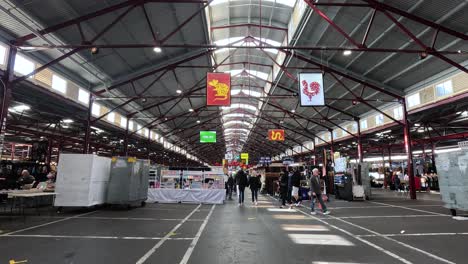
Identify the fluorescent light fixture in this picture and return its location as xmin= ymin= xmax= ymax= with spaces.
xmin=291 ymin=109 xmax=296 ymax=113
xmin=153 ymin=47 xmax=162 ymax=53
xmin=224 ymin=120 xmax=251 ymax=127
xmin=62 ymin=119 xmax=74 ymax=123
xmin=197 ymin=120 xmax=201 ymax=123
xmin=176 ymin=89 xmax=182 ymax=94
xmin=189 ymin=108 xmax=194 ymax=112
xmin=10 ymin=104 xmax=30 ymax=111
xmin=343 ymin=50 xmax=352 ymax=56
xmin=222 ymin=103 xmax=257 ymax=112
xmin=414 ymin=123 xmax=421 ymax=127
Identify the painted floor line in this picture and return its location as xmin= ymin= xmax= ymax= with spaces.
xmin=337 ymin=215 xmax=449 ymax=219
xmin=288 ymin=234 xmax=354 ymax=246
xmin=264 ymin=196 xmax=413 ymax=264
xmin=179 ymin=204 xmax=216 ymax=264
xmin=370 ymin=201 xmax=448 ymax=216
xmin=327 ymin=204 xmax=444 ymax=210
xmin=135 ymin=204 xmax=202 ymax=264
xmin=3 ymin=234 xmax=196 ymax=240
xmin=357 ymin=232 xmax=468 ymax=238
xmin=0 ymin=210 xmax=97 ymax=237
xmin=321 ymin=209 xmax=456 ymax=264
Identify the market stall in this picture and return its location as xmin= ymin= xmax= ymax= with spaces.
xmin=147 ymin=167 xmax=225 ymax=204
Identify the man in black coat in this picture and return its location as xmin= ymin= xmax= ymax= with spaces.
xmin=279 ymin=168 xmax=289 ymax=208
xmin=290 ymin=169 xmax=302 ymax=207
xmin=235 ymin=169 xmax=248 ymax=206
xmin=227 ymin=174 xmax=234 ymax=200
xmin=249 ymin=174 xmax=261 ymax=205
xmin=310 ymin=168 xmax=330 ymax=215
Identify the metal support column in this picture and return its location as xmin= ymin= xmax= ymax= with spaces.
xmin=330 ymin=129 xmax=335 ymax=163
xmin=312 ymin=140 xmax=317 ymax=165
xmin=123 ymin=117 xmax=130 ymax=156
xmin=388 ymin=146 xmax=392 ymax=172
xmin=57 ymin=140 xmax=63 ymax=164
xmin=382 ymin=148 xmax=387 ymax=189
xmin=11 ymin=143 xmax=15 ymax=160
xmin=83 ymin=93 xmax=94 ymax=154
xmin=0 ymin=47 xmax=17 ymax=157
xmin=402 ymin=101 xmax=416 ymax=199
xmin=47 ymin=138 xmax=53 ymax=164
xmin=356 ymin=119 xmax=363 ymax=163
xmin=431 ymin=141 xmax=437 ymax=173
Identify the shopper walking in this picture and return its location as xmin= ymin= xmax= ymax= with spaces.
xmin=235 ymin=169 xmax=248 ymax=206
xmin=290 ymin=168 xmax=301 ymax=208
xmin=287 ymin=167 xmax=293 ymax=204
xmin=310 ymin=168 xmax=330 ymax=215
xmin=279 ymin=168 xmax=289 ymax=208
xmin=227 ymin=174 xmax=234 ymax=200
xmin=249 ymin=174 xmax=261 ymax=205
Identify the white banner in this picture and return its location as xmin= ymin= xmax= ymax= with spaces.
xmin=298 ymin=73 xmax=325 ymax=106
xmin=225 ymin=153 xmax=233 ymax=160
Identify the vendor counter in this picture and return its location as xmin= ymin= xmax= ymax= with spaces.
xmin=147 ymin=188 xmax=225 ymax=204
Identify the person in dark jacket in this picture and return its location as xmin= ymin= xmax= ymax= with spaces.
xmin=279 ymin=168 xmax=289 ymax=208
xmin=17 ymin=169 xmax=35 ymax=189
xmin=290 ymin=169 xmax=302 ymax=207
xmin=235 ymin=169 xmax=248 ymax=206
xmin=310 ymin=168 xmax=330 ymax=215
xmin=227 ymin=174 xmax=234 ymax=200
xmin=249 ymin=174 xmax=261 ymax=205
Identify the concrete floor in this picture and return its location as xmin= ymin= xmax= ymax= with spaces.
xmin=0 ymin=190 xmax=467 ymax=264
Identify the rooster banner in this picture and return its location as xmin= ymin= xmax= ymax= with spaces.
xmin=298 ymin=73 xmax=325 ymax=106
xmin=207 ymin=73 xmax=231 ymax=106
xmin=268 ymin=129 xmax=285 ymax=141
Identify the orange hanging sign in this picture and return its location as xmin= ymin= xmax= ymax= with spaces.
xmin=206 ymin=72 xmax=231 ymax=106
xmin=268 ymin=129 xmax=285 ymax=141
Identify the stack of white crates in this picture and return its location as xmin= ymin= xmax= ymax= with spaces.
xmin=435 ymin=149 xmax=468 ymax=215
xmin=55 ymin=154 xmax=111 ymax=207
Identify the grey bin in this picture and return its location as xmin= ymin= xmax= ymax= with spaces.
xmin=107 ymin=157 xmax=150 ymax=207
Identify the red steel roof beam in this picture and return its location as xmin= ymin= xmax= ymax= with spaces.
xmin=303 ymin=0 xmax=365 ymax=48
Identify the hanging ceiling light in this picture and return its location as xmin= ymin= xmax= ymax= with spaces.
xmin=343 ymin=50 xmax=352 ymax=56
xmin=153 ymin=47 xmax=162 ymax=53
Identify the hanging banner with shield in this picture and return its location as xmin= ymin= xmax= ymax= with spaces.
xmin=207 ymin=72 xmax=231 ymax=106
xmin=298 ymin=72 xmax=325 ymax=106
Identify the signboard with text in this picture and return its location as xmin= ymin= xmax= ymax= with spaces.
xmin=200 ymin=131 xmax=216 ymax=143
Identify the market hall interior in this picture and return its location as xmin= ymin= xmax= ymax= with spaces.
xmin=0 ymin=0 xmax=468 ymax=263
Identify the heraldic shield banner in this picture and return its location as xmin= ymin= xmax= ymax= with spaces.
xmin=298 ymin=72 xmax=325 ymax=106
xmin=206 ymin=72 xmax=231 ymax=106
